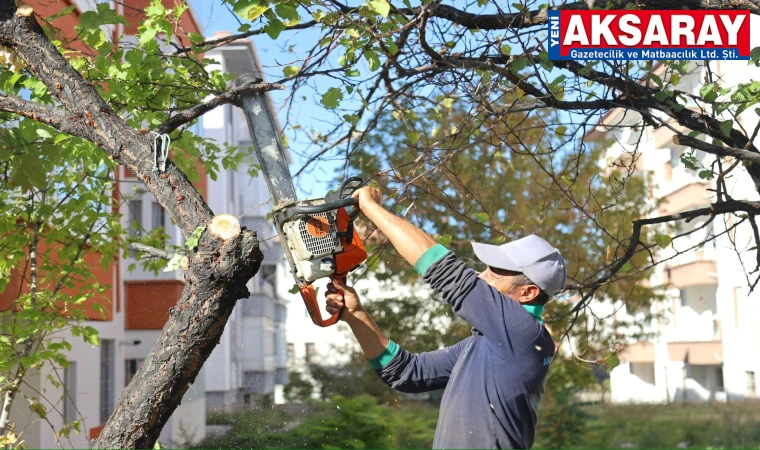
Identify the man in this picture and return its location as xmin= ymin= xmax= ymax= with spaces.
xmin=324 ymin=186 xmax=567 ymax=449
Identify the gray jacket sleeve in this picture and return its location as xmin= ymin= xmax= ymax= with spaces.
xmin=375 ymin=337 xmax=473 ymax=393
xmin=423 ymin=251 xmax=541 ymax=359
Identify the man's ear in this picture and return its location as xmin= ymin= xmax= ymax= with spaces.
xmin=516 ymin=285 xmax=541 ymax=303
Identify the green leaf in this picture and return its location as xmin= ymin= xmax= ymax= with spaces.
xmin=475 ymin=212 xmax=489 ymax=223
xmin=367 ymin=0 xmax=391 ymax=17
xmin=406 ymin=132 xmax=421 ymax=145
xmin=500 ymin=44 xmax=511 ymax=55
xmin=145 ymin=0 xmax=166 ymax=17
xmin=436 ymin=234 xmax=452 ymax=247
xmin=53 ymin=133 xmax=71 ymax=145
xmin=264 ymin=19 xmax=286 ymax=39
xmin=343 ymin=114 xmax=359 ymax=126
xmin=345 ymin=68 xmax=360 ymax=77
xmin=655 ymin=234 xmax=671 ymax=248
xmin=511 ymin=57 xmax=529 ymax=72
xmin=29 ymin=401 xmax=47 ymax=420
xmin=77 ymin=3 xmax=126 ymax=29
xmin=139 ymin=27 xmax=158 ymax=45
xmin=288 ymin=284 xmax=300 ymax=294
xmin=19 ymin=120 xmax=38 ymax=143
xmin=751 ymin=46 xmax=760 ymax=64
xmin=443 ymin=97 xmax=455 ymax=109
xmin=164 ymin=253 xmax=183 ymax=272
xmin=555 ymin=125 xmax=567 ymax=136
xmin=648 ymin=73 xmax=662 ymax=88
xmin=245 ymin=5 xmax=269 ymax=20
xmin=320 ymin=87 xmax=344 ymax=109
xmin=185 ymin=226 xmax=205 ymax=250
xmin=364 ymin=50 xmax=381 ymax=72
xmin=720 ymin=119 xmax=733 ymax=137
xmin=275 ymin=4 xmax=299 ymax=21
xmin=46 ymin=5 xmax=77 ymax=21
xmin=188 ymin=32 xmax=205 ymax=44
xmin=283 ymin=65 xmax=300 ymax=77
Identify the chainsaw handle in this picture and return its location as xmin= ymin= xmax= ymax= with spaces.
xmin=279 ymin=198 xmax=359 ymax=221
xmin=299 ymin=275 xmax=349 ymax=327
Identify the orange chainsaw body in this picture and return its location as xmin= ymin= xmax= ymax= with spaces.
xmin=298 ymin=207 xmax=367 ymax=327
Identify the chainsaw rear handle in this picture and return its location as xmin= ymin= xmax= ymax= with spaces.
xmin=279 ymin=197 xmax=359 ymax=221
xmin=299 ymin=274 xmax=347 ymax=327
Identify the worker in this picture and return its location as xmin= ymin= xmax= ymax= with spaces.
xmin=324 ymin=186 xmax=566 ymax=449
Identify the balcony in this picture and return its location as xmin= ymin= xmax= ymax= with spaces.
xmin=668 ymin=340 xmax=723 ymax=365
xmin=658 ymin=180 xmax=712 ymax=216
xmin=661 ymin=217 xmax=718 ymax=288
xmin=665 ymin=259 xmax=718 ymax=289
xmin=619 ymin=342 xmax=655 ymax=363
xmin=669 ymin=284 xmax=720 ymax=342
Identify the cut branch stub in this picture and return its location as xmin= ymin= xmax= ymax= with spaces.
xmin=15 ymin=5 xmax=33 ymax=17
xmin=208 ymin=214 xmax=241 ymax=241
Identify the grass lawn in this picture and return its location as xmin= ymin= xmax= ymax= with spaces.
xmin=199 ymin=398 xmax=760 ymax=449
xmin=577 ymin=401 xmax=760 ymax=449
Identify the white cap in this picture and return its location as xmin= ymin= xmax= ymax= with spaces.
xmin=471 ymin=234 xmax=567 ymax=295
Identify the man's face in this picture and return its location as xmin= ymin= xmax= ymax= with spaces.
xmin=478 ymin=266 xmax=541 ymax=304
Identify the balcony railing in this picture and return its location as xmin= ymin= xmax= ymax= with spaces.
xmin=669 ymin=317 xmax=721 ymax=342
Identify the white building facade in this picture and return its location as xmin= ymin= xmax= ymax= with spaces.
xmin=201 ymin=34 xmax=289 ymax=410
xmin=602 ymin=53 xmax=760 ymax=403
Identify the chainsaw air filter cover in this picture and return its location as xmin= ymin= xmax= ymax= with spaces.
xmin=283 ymin=208 xmax=345 ymax=281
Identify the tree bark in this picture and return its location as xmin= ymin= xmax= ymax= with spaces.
xmin=0 ymin=3 xmax=273 ymax=447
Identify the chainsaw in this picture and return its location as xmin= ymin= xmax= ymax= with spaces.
xmin=238 ymin=75 xmax=368 ymax=327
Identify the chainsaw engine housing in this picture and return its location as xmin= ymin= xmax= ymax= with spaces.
xmin=283 ymin=206 xmax=344 ymax=281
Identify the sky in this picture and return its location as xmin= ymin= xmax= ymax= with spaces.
xmin=188 ymin=0 xmax=343 ymax=199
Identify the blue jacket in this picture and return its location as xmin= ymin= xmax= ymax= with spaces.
xmin=369 ymin=246 xmax=555 ymax=448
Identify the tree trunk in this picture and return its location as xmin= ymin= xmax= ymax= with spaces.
xmin=92 ymin=226 xmax=262 ymax=448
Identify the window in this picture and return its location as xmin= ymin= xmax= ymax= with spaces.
xmin=305 ymin=343 xmax=316 ymax=365
xmin=287 ymin=343 xmax=295 ymax=363
xmin=630 ymin=362 xmax=655 ymax=384
xmin=679 ymin=289 xmax=688 ymax=307
xmin=151 ymin=202 xmax=165 ymax=231
xmin=716 ymin=367 xmax=724 ymax=392
xmin=63 ymin=362 xmax=77 ymax=424
xmin=127 ymin=199 xmax=142 ymax=258
xmin=259 ymin=265 xmax=277 ymax=292
xmin=100 ymin=340 xmax=115 ymax=423
xmin=670 ymin=148 xmax=682 ymax=169
xmin=125 ymin=358 xmax=144 ymax=386
xmin=748 ymin=371 xmax=757 ymax=396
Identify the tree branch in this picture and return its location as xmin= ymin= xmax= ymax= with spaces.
xmin=0 ymin=4 xmax=212 ymax=236
xmin=156 ymin=80 xmax=285 ymax=135
xmin=172 ymin=20 xmax=318 ymax=54
xmin=0 ymin=95 xmax=88 ymax=131
xmin=673 ymin=135 xmax=760 ymax=165
xmin=130 ymin=243 xmax=174 ymax=261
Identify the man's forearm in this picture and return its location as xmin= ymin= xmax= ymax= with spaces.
xmin=362 ymin=203 xmax=437 ymax=267
xmin=345 ymin=310 xmax=390 ymax=360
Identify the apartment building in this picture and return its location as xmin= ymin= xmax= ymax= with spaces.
xmin=595 ymin=55 xmax=760 ymax=403
xmin=201 ymin=33 xmax=289 ymax=410
xmin=0 ymin=2 xmax=288 ymax=447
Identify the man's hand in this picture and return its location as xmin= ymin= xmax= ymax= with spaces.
xmin=325 ymin=278 xmax=365 ymax=323
xmin=351 ymin=186 xmax=383 ymax=214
